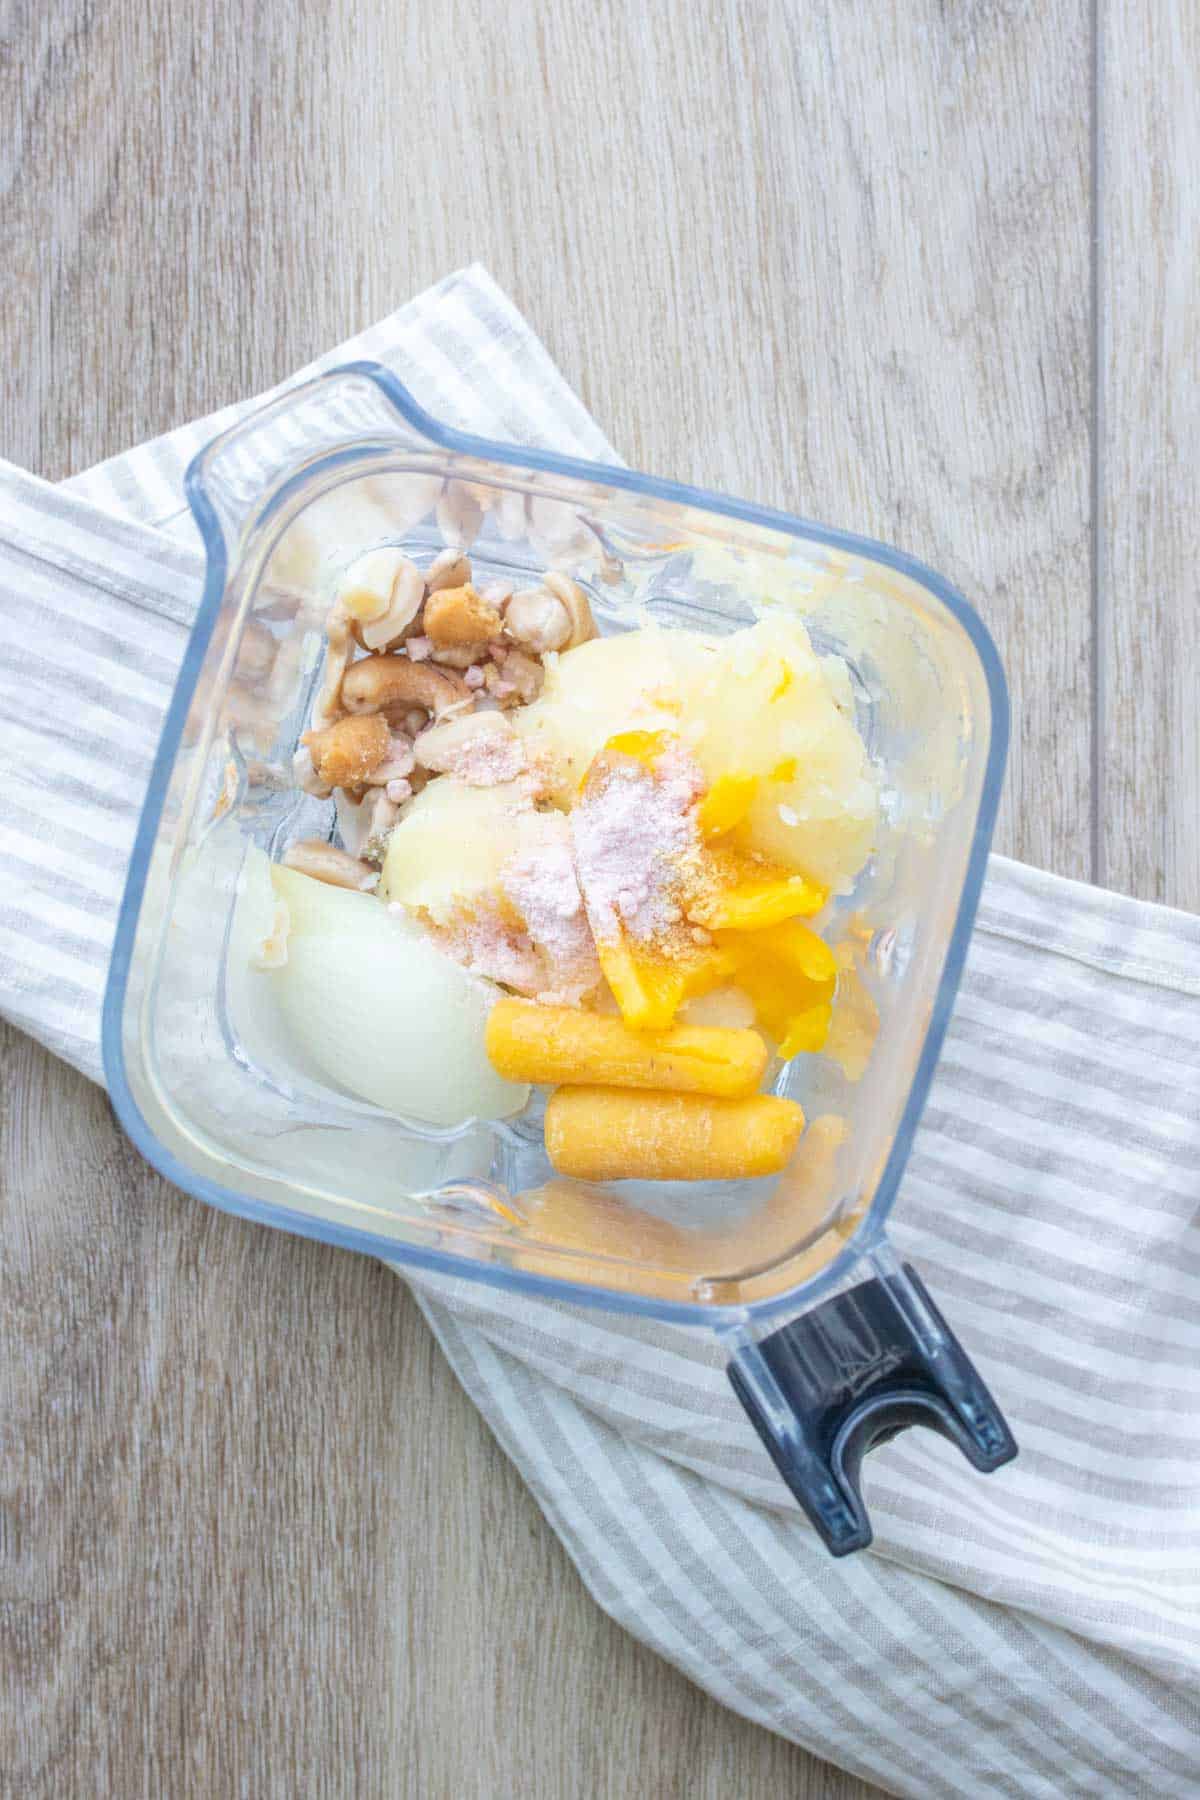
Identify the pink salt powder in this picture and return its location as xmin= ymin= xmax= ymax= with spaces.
xmin=373 ymin=734 xmax=416 ymax=783
xmin=501 ymin=830 xmax=601 ymax=1005
xmin=570 ymin=746 xmax=704 ymax=944
xmin=416 ymin=722 xmax=527 ymax=787
xmin=403 ymin=744 xmax=705 ymax=1005
xmin=436 ymin=901 xmax=545 ymax=997
xmin=449 ymin=732 xmax=526 ymax=786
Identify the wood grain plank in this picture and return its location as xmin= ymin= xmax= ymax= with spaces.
xmin=1098 ymin=1 xmax=1200 ymax=909
xmin=0 ymin=1029 xmax=864 ymax=1799
xmin=2 ymin=0 xmax=1092 ymax=1793
xmin=322 ymin=0 xmax=1094 ymax=874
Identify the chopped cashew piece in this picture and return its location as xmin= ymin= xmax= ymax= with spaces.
xmin=430 ymin=641 xmax=489 ymax=670
xmin=424 ymin=583 xmax=503 ymax=648
xmin=360 ymin=791 xmax=402 ymax=861
xmin=493 ymin=645 xmax=544 ymax=704
xmin=425 ymin=547 xmax=471 ymax=593
xmin=483 ymin=663 xmax=515 ymax=704
xmin=282 ymin=840 xmax=379 ymax=891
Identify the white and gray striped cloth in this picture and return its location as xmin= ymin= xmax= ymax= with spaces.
xmin=4 ymin=266 xmax=1199 ymax=1798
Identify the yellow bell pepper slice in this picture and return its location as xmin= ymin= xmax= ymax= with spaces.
xmin=776 ymin=1002 xmax=835 ymax=1060
xmin=603 ymin=728 xmax=673 ymax=770
xmin=736 ymin=917 xmax=838 ymax=986
xmin=596 ymin=936 xmax=687 ymax=1030
xmin=696 ymin=773 xmax=759 ymax=839
xmin=597 ymin=932 xmax=734 ymax=1030
xmin=718 ymin=918 xmax=838 ymax=1058
xmin=690 ymin=871 xmax=827 ymax=931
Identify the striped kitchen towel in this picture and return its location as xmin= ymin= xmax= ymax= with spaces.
xmin=3 ymin=264 xmax=1199 ymax=1797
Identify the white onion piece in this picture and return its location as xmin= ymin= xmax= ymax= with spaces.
xmin=263 ymin=865 xmax=528 ymax=1126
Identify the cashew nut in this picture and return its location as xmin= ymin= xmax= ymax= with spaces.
xmin=478 ymin=578 xmax=514 ymax=609
xmin=311 ymin=603 xmax=354 ymax=729
xmin=502 ymin=587 xmax=567 ymax=653
xmin=413 ymin=710 xmax=521 ymax=778
xmin=424 ymin=583 xmax=503 ymax=648
xmin=341 ymin=654 xmax=470 ymax=720
xmin=282 ymin=840 xmax=379 ymax=891
xmin=528 ymin=496 xmax=593 ymax=563
xmin=436 ymin=483 xmax=484 ymax=549
xmin=425 ymin=547 xmax=472 ymax=593
xmin=336 ymin=774 xmax=420 ymax=859
xmin=360 ymin=560 xmax=424 ymax=651
xmin=502 ymin=574 xmax=595 ymax=655
xmin=542 ymin=572 xmax=597 ymax=646
xmin=302 ymin=713 xmax=391 ymax=789
xmin=335 ymin=547 xmax=424 ymax=649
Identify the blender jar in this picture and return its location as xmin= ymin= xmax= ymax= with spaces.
xmin=104 ymin=364 xmax=1015 ymax=1554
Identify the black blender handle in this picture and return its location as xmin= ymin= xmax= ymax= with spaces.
xmin=728 ymin=1260 xmax=1017 ymax=1556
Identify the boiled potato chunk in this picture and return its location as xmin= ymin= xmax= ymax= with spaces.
xmin=512 ymin=626 xmax=717 ymax=803
xmin=379 ymin=777 xmax=558 ymax=923
xmin=513 ymin=615 xmax=876 ymax=893
xmin=684 ymin=615 xmax=877 ymax=893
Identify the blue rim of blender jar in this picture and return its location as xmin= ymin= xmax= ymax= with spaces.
xmin=101 ymin=361 xmax=1009 ymax=1330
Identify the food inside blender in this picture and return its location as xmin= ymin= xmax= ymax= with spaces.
xmin=251 ymin=544 xmax=879 ymax=1179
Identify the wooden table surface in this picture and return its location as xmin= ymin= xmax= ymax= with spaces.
xmin=3 ymin=3 xmax=1196 ymax=1795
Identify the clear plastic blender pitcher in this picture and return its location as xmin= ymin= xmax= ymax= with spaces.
xmin=104 ymin=365 xmax=1015 ymax=1554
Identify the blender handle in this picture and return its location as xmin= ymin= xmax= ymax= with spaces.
xmin=727 ymin=1259 xmax=1016 ymax=1556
